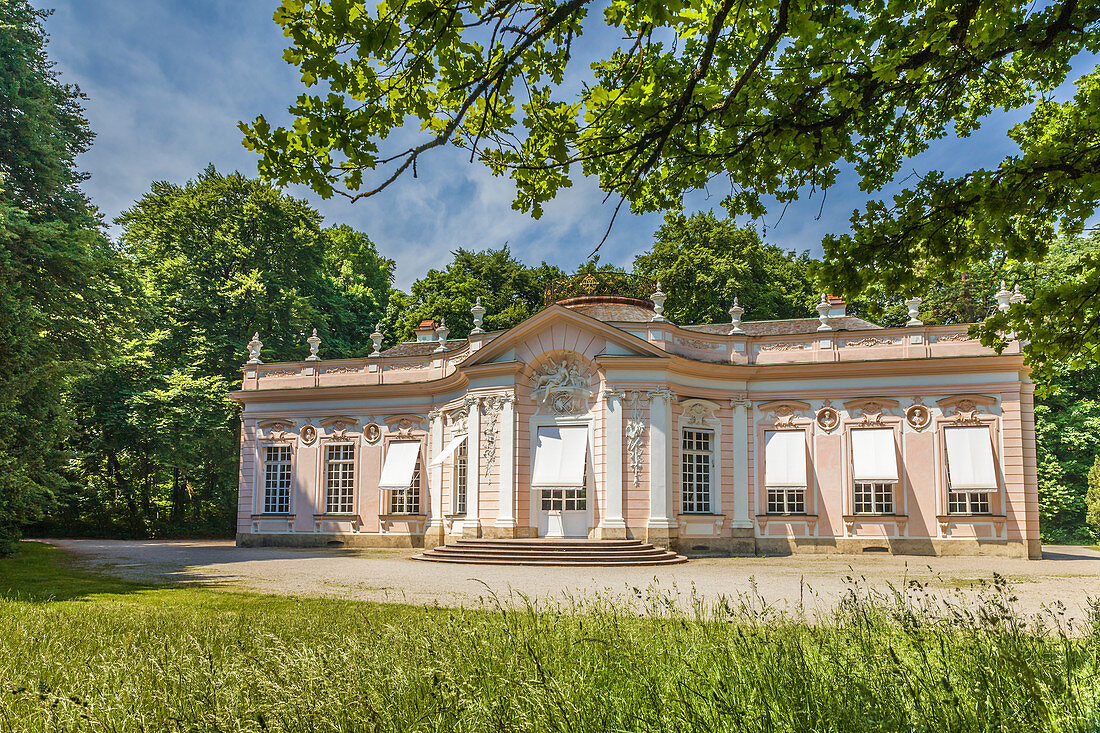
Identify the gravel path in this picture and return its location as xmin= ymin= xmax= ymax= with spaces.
xmin=43 ymin=539 xmax=1100 ymax=624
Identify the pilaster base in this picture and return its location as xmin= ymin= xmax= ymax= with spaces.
xmin=596 ymin=521 xmax=628 ymax=540
xmin=645 ymin=522 xmax=678 ymax=546
xmin=460 ymin=518 xmax=483 ymax=539
xmin=423 ymin=522 xmax=446 ymax=549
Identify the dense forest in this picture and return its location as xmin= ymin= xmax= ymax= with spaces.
xmin=3 ymin=3 xmax=1097 ymax=551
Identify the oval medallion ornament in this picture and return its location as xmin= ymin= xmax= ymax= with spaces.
xmin=364 ymin=422 xmax=381 ymax=444
xmin=300 ymin=424 xmax=317 ymax=444
xmin=816 ymin=406 xmax=839 ymax=432
xmin=906 ymin=403 xmax=931 ymax=431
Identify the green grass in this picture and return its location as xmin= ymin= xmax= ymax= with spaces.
xmin=0 ymin=542 xmax=1098 ymax=732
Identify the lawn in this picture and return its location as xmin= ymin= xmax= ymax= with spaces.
xmin=0 ymin=542 xmax=1097 ymax=732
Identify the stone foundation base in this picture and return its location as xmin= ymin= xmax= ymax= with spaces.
xmin=238 ymin=531 xmax=1035 ymax=558
xmin=755 ymin=536 xmax=1032 ymax=558
xmin=236 ymin=532 xmax=426 ymax=549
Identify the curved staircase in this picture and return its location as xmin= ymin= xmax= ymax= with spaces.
xmin=414 ymin=538 xmax=687 ymax=566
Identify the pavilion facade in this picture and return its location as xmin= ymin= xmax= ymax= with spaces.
xmin=232 ymin=276 xmax=1039 ymax=558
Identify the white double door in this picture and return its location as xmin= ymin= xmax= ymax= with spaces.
xmin=537 ymin=486 xmax=590 ymax=538
xmin=532 ymin=423 xmax=593 ymax=538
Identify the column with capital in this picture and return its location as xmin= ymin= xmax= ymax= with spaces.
xmin=462 ymin=396 xmax=482 ymax=538
xmin=495 ymin=394 xmax=517 ymax=534
xmin=646 ymin=388 xmax=677 ymax=543
xmin=600 ymin=388 xmax=627 ymax=538
xmin=730 ymin=398 xmax=752 ymax=529
xmin=426 ymin=409 xmax=445 ymax=547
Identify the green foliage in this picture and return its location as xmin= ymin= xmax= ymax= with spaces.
xmin=0 ymin=2 xmax=134 ymax=553
xmin=634 ymin=211 xmax=815 ymax=324
xmin=43 ymin=168 xmax=394 ymax=539
xmin=244 ymin=0 xmax=1100 ymax=370
xmin=393 ymin=246 xmax=564 ymax=341
xmin=1086 ymin=456 xmax=1100 ymax=534
xmin=1 ymin=543 xmax=1098 ymax=731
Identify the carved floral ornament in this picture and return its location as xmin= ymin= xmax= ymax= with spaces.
xmin=680 ymin=399 xmax=720 ymax=426
xmin=529 ymin=353 xmax=593 ymax=415
xmin=384 ymin=414 xmax=425 ymax=436
xmin=936 ymin=394 xmax=997 ymax=425
xmin=257 ymin=419 xmax=296 ymax=441
xmin=319 ymin=416 xmax=360 ymax=440
xmin=843 ymin=397 xmax=900 ymax=425
xmin=758 ymin=400 xmax=811 ymax=428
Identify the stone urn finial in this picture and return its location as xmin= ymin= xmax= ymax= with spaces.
xmin=995 ymin=280 xmax=1012 ymax=313
xmin=905 ymin=296 xmax=923 ymax=327
xmin=246 ymin=332 xmax=263 ymax=364
xmin=470 ymin=297 xmax=486 ymax=334
xmin=369 ymin=324 xmax=383 ymax=357
xmin=651 ymin=282 xmax=669 ymax=322
xmin=434 ymin=318 xmax=449 ymax=352
xmin=816 ymin=294 xmax=833 ymax=332
xmin=306 ymin=328 xmax=321 ymax=361
xmin=728 ymin=296 xmax=745 ymax=334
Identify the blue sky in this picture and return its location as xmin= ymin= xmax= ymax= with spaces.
xmin=44 ymin=1 xmax=1097 ymax=290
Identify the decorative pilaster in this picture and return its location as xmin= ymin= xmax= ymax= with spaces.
xmin=730 ymin=397 xmax=752 ymax=528
xmin=495 ymin=394 xmax=517 ymax=531
xmin=600 ymin=388 xmax=627 ymax=537
xmin=646 ymin=388 xmax=676 ymax=538
xmin=426 ymin=409 xmax=445 ymax=546
xmin=462 ymin=395 xmax=482 ymax=537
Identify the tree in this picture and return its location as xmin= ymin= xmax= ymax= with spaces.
xmin=45 ymin=169 xmax=395 ymax=538
xmin=242 ymin=0 xmax=1100 ymax=371
xmin=394 ymin=247 xmax=564 ymax=341
xmin=1087 ymin=456 xmax=1100 ymax=535
xmin=634 ymin=212 xmax=814 ymax=324
xmin=0 ymin=2 xmax=133 ymax=552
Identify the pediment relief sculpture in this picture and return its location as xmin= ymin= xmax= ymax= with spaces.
xmin=530 ymin=353 xmax=593 ymax=415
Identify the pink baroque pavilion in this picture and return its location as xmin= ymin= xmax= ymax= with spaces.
xmin=231 ymin=275 xmax=1040 ymax=558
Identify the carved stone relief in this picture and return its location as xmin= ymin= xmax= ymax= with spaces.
xmin=625 ymin=391 xmax=649 ymax=488
xmin=905 ymin=400 xmax=931 ymax=431
xmin=530 ymin=354 xmax=593 ymax=415
xmin=815 ymin=403 xmax=839 ymax=432
xmin=299 ymin=424 xmax=317 ymax=445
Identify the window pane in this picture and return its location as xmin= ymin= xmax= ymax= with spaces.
xmin=263 ymin=446 xmax=292 ymax=514
xmin=681 ymin=429 xmax=713 ymax=514
xmin=325 ymin=444 xmax=355 ymax=514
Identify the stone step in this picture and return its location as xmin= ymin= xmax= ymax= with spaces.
xmin=450 ymin=538 xmax=647 ymax=548
xmin=412 ymin=554 xmax=687 ymax=566
xmin=415 ymin=537 xmax=687 ymax=566
xmin=423 ymin=550 xmax=674 ymax=561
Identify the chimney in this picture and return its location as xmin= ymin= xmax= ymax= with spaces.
xmin=825 ymin=295 xmax=846 ymax=318
xmin=414 ymin=319 xmax=438 ymax=342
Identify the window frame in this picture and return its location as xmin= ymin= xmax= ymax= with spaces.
xmin=323 ymin=442 xmax=358 ymax=515
xmin=451 ymin=435 xmax=468 ymax=516
xmin=933 ymin=408 xmax=1002 ymax=519
xmin=680 ymin=427 xmax=714 ymax=515
xmin=261 ymin=444 xmax=293 ymax=515
xmin=388 ymin=454 xmax=423 ymax=515
xmin=853 ymin=481 xmax=896 ymax=515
